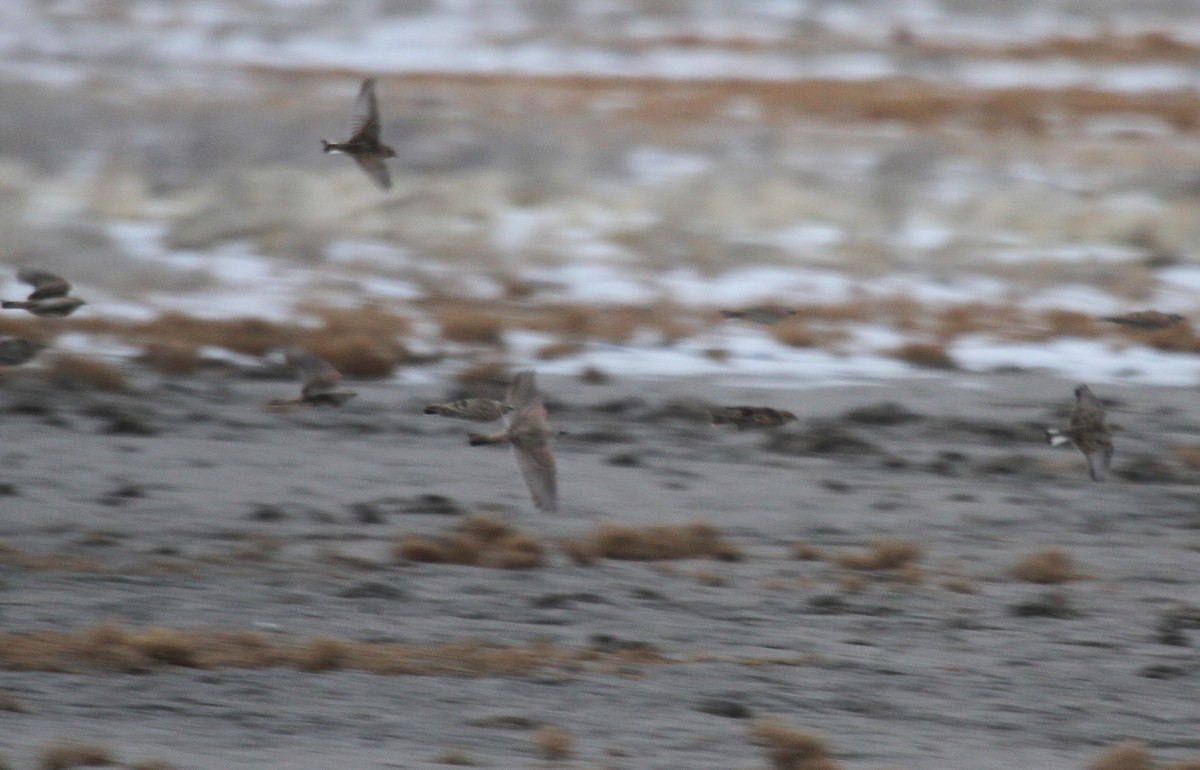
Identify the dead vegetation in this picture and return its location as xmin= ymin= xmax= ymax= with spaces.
xmin=748 ymin=718 xmax=843 ymax=770
xmin=38 ymin=741 xmax=115 ymax=770
xmin=0 ymin=622 xmax=667 ymax=676
xmin=393 ymin=516 xmax=545 ymax=569
xmin=0 ymin=541 xmax=104 ymax=573
xmin=833 ymin=540 xmax=922 ymax=571
xmin=44 ymin=355 xmax=127 ymax=392
xmin=534 ymin=725 xmax=573 ymax=761
xmin=1010 ymin=548 xmax=1081 ymax=584
xmin=564 ymin=522 xmax=742 ymax=562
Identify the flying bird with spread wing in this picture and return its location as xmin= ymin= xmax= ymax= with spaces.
xmin=1 ymin=269 xmax=86 ymax=318
xmin=424 ymin=398 xmax=509 ymax=422
xmin=1045 ymin=384 xmax=1115 ymax=482
xmin=267 ymin=347 xmax=357 ymax=409
xmin=710 ymin=405 xmax=798 ymax=430
xmin=321 ymin=77 xmax=396 ymax=190
xmin=1098 ymin=311 xmax=1185 ymax=330
xmin=467 ymin=371 xmax=558 ymax=512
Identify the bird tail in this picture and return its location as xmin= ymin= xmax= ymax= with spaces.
xmin=320 ymin=139 xmax=335 ymax=154
xmin=423 ymin=404 xmax=445 ymax=416
xmin=719 ymin=310 xmax=742 ymax=319
xmin=1045 ymin=428 xmax=1070 ymax=447
xmin=1 ymin=301 xmax=26 ymax=309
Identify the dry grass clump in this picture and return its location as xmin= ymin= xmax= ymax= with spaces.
xmin=934 ymin=302 xmax=1025 ymax=341
xmin=1140 ymin=324 xmax=1200 ymax=354
xmin=1037 ymin=309 xmax=1104 ymax=339
xmin=535 ymin=724 xmax=573 ymax=761
xmin=889 ymin=341 xmax=956 ymax=370
xmin=834 ymin=540 xmax=922 ymax=571
xmin=433 ymin=750 xmax=475 ymax=766
xmin=454 ymin=360 xmax=510 ymax=388
xmin=393 ymin=516 xmax=545 ymax=569
xmin=0 ymin=623 xmax=667 ymax=676
xmin=435 ymin=305 xmax=506 ymax=345
xmin=38 ymin=740 xmax=115 ymax=770
xmin=0 ymin=691 xmax=25 ymax=712
xmin=304 ymin=334 xmax=400 ymax=378
xmin=1010 ymin=548 xmax=1080 ymax=584
xmin=138 ymin=342 xmax=201 ymax=375
xmin=790 ymin=543 xmax=823 ymax=561
xmin=1171 ymin=443 xmax=1200 ymax=470
xmin=44 ymin=355 xmax=126 ymax=392
xmin=748 ymin=718 xmax=842 ymax=770
xmin=572 ymin=522 xmax=741 ymax=562
xmin=1089 ymin=741 xmax=1154 ymax=770
xmin=0 ymin=541 xmax=104 ymax=572
xmin=535 ymin=340 xmax=585 ymax=361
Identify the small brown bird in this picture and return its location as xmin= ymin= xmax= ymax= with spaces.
xmin=710 ymin=406 xmax=798 ymax=430
xmin=424 ymin=398 xmax=509 ymax=422
xmin=267 ymin=347 xmax=357 ymax=408
xmin=1045 ymin=384 xmax=1114 ymax=482
xmin=719 ymin=305 xmax=797 ymax=325
xmin=321 ymin=78 xmax=396 ymax=190
xmin=1098 ymin=311 xmax=1185 ymax=330
xmin=1 ymin=269 xmax=86 ymax=318
xmin=0 ymin=336 xmax=45 ymax=366
xmin=468 ymin=370 xmax=558 ymax=512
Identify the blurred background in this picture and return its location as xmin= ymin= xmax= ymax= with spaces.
xmin=3 ymin=0 xmax=1200 ymax=386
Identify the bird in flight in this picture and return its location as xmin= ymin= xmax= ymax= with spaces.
xmin=0 ymin=336 xmax=45 ymax=366
xmin=1045 ymin=384 xmax=1115 ymax=482
xmin=1098 ymin=311 xmax=1185 ymax=330
xmin=424 ymin=398 xmax=509 ymax=422
xmin=321 ymin=78 xmax=396 ymax=190
xmin=267 ymin=347 xmax=357 ymax=409
xmin=1 ymin=269 xmax=86 ymax=318
xmin=468 ymin=371 xmax=558 ymax=512
xmin=719 ymin=305 xmax=797 ymax=325
xmin=710 ymin=405 xmax=798 ymax=430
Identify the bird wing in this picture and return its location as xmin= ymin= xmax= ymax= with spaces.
xmin=17 ymin=269 xmax=71 ymax=300
xmin=506 ymin=371 xmax=539 ymax=411
xmin=512 ymin=438 xmax=558 ymax=512
xmin=1083 ymin=440 xmax=1114 ymax=482
xmin=348 ymin=78 xmax=382 ymax=142
xmin=352 ymin=154 xmax=392 ymax=190
xmin=285 ymin=347 xmax=342 ymax=395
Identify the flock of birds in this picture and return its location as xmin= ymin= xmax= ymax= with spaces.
xmin=0 ymin=78 xmax=1191 ymax=509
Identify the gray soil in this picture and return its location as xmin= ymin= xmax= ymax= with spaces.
xmin=1 ymin=367 xmax=1198 ymax=769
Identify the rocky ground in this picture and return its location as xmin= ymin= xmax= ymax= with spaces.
xmin=0 ymin=366 xmax=1198 ymax=769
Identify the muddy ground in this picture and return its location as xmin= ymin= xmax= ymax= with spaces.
xmin=0 ymin=366 xmax=1198 ymax=769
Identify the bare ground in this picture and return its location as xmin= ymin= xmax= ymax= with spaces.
xmin=0 ymin=367 xmax=1198 ymax=769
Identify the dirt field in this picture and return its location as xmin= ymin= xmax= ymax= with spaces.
xmin=1 ymin=367 xmax=1198 ymax=769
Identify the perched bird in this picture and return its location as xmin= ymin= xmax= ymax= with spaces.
xmin=267 ymin=347 xmax=357 ymax=408
xmin=1098 ymin=311 xmax=1185 ymax=330
xmin=468 ymin=371 xmax=558 ymax=512
xmin=0 ymin=336 xmax=45 ymax=366
xmin=1 ymin=269 xmax=86 ymax=318
xmin=1045 ymin=384 xmax=1114 ymax=482
xmin=424 ymin=398 xmax=509 ymax=422
xmin=321 ymin=78 xmax=396 ymax=190
xmin=710 ymin=405 xmax=798 ymax=430
xmin=719 ymin=305 xmax=796 ymax=325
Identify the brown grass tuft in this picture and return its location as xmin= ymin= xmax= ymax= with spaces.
xmin=1171 ymin=443 xmax=1200 ymax=470
xmin=433 ymin=750 xmax=475 ymax=766
xmin=535 ymin=724 xmax=573 ymax=761
xmin=138 ymin=343 xmax=202 ymax=375
xmin=130 ymin=627 xmax=198 ymax=667
xmin=748 ymin=718 xmax=842 ymax=770
xmin=0 ymin=623 xmax=668 ymax=676
xmin=0 ymin=691 xmax=25 ymax=712
xmin=38 ymin=741 xmax=115 ymax=770
xmin=790 ymin=543 xmax=824 ymax=561
xmin=304 ymin=334 xmax=399 ymax=378
xmin=45 ymin=355 xmax=126 ymax=392
xmin=1089 ymin=741 xmax=1154 ymax=770
xmin=393 ymin=517 xmax=544 ymax=569
xmin=577 ymin=522 xmax=740 ymax=561
xmin=1010 ymin=548 xmax=1079 ymax=584
xmin=126 ymin=762 xmax=176 ymax=770
xmin=889 ymin=341 xmax=956 ymax=370
xmin=834 ymin=540 xmax=922 ymax=571
xmin=535 ymin=340 xmax=585 ymax=361
xmin=454 ymin=360 xmax=510 ymax=388
xmin=435 ymin=306 xmax=506 ymax=345
xmin=0 ymin=541 xmax=104 ymax=573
